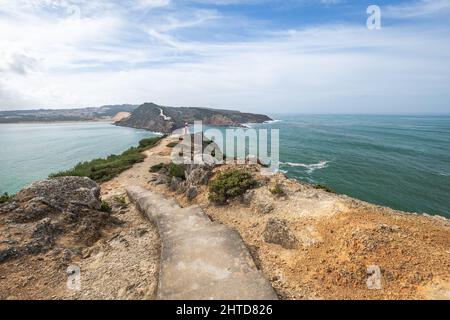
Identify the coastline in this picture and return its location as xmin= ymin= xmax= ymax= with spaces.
xmin=0 ymin=119 xmax=114 ymax=125
xmin=1 ymin=119 xmax=447 ymax=218
xmin=99 ymin=135 xmax=449 ymax=299
xmin=1 ymin=134 xmax=449 ymax=300
xmin=0 ymin=122 xmax=155 ymax=195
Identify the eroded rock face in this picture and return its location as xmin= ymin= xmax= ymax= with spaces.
xmin=7 ymin=177 xmax=101 ymax=222
xmin=186 ymin=187 xmax=198 ymax=202
xmin=185 ymin=164 xmax=213 ymax=186
xmin=263 ymin=218 xmax=298 ymax=249
xmin=0 ymin=177 xmax=118 ymax=263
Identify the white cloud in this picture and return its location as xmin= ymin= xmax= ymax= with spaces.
xmin=136 ymin=0 xmax=171 ymax=8
xmin=385 ymin=0 xmax=450 ymax=18
xmin=0 ymin=0 xmax=449 ymax=114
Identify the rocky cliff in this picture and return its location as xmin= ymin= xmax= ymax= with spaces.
xmin=115 ymin=102 xmax=272 ymax=133
xmin=0 ymin=176 xmax=160 ymax=299
xmin=0 ymin=177 xmax=118 ymax=264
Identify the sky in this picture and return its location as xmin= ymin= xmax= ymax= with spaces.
xmin=0 ymin=0 xmax=449 ymax=114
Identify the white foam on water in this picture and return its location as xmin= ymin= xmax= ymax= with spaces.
xmin=263 ymin=120 xmax=282 ymax=124
xmin=281 ymin=160 xmax=330 ymax=174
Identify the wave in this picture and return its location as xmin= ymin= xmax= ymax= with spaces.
xmin=149 ymin=131 xmax=164 ymax=136
xmin=281 ymin=160 xmax=330 ymax=174
xmin=263 ymin=120 xmax=282 ymax=124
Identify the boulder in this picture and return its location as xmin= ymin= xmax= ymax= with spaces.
xmin=169 ymin=177 xmax=186 ymax=193
xmin=242 ymin=190 xmax=254 ymax=206
xmin=185 ymin=164 xmax=213 ymax=186
xmin=0 ymin=177 xmax=118 ymax=263
xmin=186 ymin=187 xmax=198 ymax=202
xmin=255 ymin=198 xmax=274 ymax=214
xmin=152 ymin=175 xmax=170 ymax=185
xmin=263 ymin=218 xmax=298 ymax=249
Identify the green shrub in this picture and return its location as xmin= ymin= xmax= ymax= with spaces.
xmin=208 ymin=170 xmax=257 ymax=204
xmin=168 ymin=163 xmax=186 ymax=179
xmin=100 ymin=200 xmax=112 ymax=213
xmin=150 ymin=163 xmax=166 ymax=173
xmin=50 ymin=135 xmax=164 ymax=183
xmin=314 ymin=184 xmax=335 ymax=194
xmin=138 ymin=135 xmax=165 ymax=151
xmin=167 ymin=142 xmax=178 ymax=148
xmin=0 ymin=192 xmax=14 ymax=204
xmin=50 ymin=147 xmax=145 ymax=183
xmin=270 ymin=185 xmax=285 ymax=196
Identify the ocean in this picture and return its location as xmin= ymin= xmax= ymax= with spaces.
xmin=0 ymin=122 xmax=156 ymax=194
xmin=1 ymin=115 xmax=449 ymax=218
xmin=251 ymin=114 xmax=450 ymax=218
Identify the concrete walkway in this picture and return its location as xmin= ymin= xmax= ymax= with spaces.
xmin=126 ymin=186 xmax=278 ymax=300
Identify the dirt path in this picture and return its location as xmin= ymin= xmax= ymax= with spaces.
xmin=76 ymin=137 xmax=175 ymax=299
xmin=101 ymin=137 xmax=173 ymax=199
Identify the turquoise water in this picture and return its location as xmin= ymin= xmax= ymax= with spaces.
xmin=0 ymin=122 xmax=156 ymax=194
xmin=1 ymin=116 xmax=449 ymax=218
xmin=251 ymin=115 xmax=450 ymax=218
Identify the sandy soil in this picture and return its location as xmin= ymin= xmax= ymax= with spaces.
xmin=111 ymin=112 xmax=131 ymax=122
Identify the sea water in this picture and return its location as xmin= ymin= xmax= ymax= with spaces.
xmin=0 ymin=122 xmax=156 ymax=194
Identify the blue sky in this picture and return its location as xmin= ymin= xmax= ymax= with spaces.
xmin=0 ymin=0 xmax=449 ymax=114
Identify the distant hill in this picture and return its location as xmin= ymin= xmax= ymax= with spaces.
xmin=115 ymin=102 xmax=272 ymax=133
xmin=0 ymin=105 xmax=138 ymax=123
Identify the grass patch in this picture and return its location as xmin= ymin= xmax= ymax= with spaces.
xmin=208 ymin=169 xmax=257 ymax=204
xmin=0 ymin=192 xmax=14 ymax=204
xmin=314 ymin=184 xmax=336 ymax=194
xmin=168 ymin=163 xmax=186 ymax=180
xmin=270 ymin=185 xmax=285 ymax=196
xmin=50 ymin=135 xmax=164 ymax=183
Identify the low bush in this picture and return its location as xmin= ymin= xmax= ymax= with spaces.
xmin=138 ymin=136 xmax=165 ymax=151
xmin=270 ymin=185 xmax=285 ymax=196
xmin=0 ymin=192 xmax=14 ymax=204
xmin=168 ymin=163 xmax=186 ymax=179
xmin=150 ymin=163 xmax=166 ymax=173
xmin=208 ymin=170 xmax=257 ymax=204
xmin=314 ymin=184 xmax=336 ymax=193
xmin=50 ymin=135 xmax=164 ymax=183
xmin=167 ymin=142 xmax=178 ymax=148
